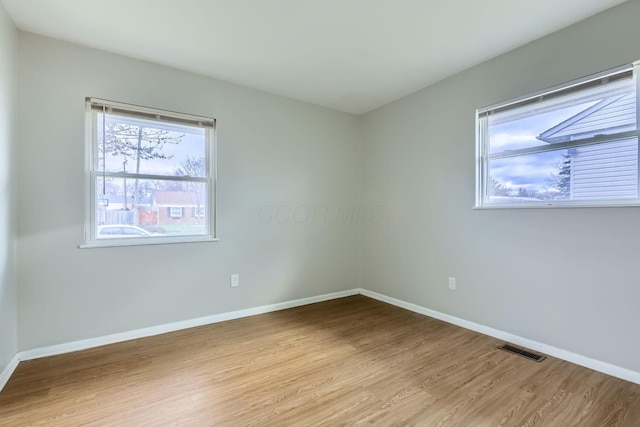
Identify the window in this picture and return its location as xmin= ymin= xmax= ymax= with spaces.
xmin=84 ymin=98 xmax=216 ymax=247
xmin=169 ymin=207 xmax=184 ymax=218
xmin=193 ymin=206 xmax=205 ymax=217
xmin=476 ymin=61 xmax=640 ymax=208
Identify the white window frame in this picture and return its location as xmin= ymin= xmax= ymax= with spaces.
xmin=81 ymin=98 xmax=218 ymax=248
xmin=475 ymin=61 xmax=640 ymax=209
xmin=169 ymin=207 xmax=184 ymax=218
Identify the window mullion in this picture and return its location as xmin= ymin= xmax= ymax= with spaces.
xmin=100 ymin=171 xmax=209 ymax=182
xmin=488 ymin=130 xmax=640 ymax=160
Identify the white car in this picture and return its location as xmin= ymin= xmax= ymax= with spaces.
xmin=97 ymin=225 xmax=153 ymax=238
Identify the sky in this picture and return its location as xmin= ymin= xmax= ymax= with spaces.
xmin=488 ymin=77 xmax=638 ymax=195
xmin=98 ymin=98 xmax=627 ymax=197
xmin=488 ymin=101 xmax=596 ymax=192
xmin=98 ymin=114 xmax=207 ymax=178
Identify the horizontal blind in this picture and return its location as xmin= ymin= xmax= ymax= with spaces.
xmin=87 ymin=97 xmax=215 ymax=128
xmin=477 ymin=64 xmax=634 ymax=120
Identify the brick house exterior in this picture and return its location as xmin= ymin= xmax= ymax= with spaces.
xmin=152 ymin=191 xmax=206 ymax=226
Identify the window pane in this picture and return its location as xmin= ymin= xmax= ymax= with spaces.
xmin=488 ymin=138 xmax=638 ymax=203
xmin=489 ymin=149 xmax=570 ymax=203
xmin=489 ymin=102 xmax=599 ymax=154
xmin=97 ymin=114 xmax=207 ymax=177
xmin=96 ymin=177 xmax=208 ymax=238
xmin=488 ymin=77 xmax=636 ymax=154
xmin=480 ymin=67 xmax=640 ymax=207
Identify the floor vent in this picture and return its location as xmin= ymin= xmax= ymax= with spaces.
xmin=499 ymin=344 xmax=546 ymax=362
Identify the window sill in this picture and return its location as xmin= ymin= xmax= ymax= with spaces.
xmin=473 ymin=201 xmax=640 ymax=210
xmin=79 ymin=235 xmax=219 ymax=249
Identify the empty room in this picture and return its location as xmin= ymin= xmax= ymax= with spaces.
xmin=1 ymin=0 xmax=640 ymax=425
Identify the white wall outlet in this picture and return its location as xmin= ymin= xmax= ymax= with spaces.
xmin=230 ymin=274 xmax=240 ymax=288
xmin=448 ymin=277 xmax=457 ymax=291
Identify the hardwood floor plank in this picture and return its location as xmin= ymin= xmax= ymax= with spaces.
xmin=1 ymin=295 xmax=639 ymax=426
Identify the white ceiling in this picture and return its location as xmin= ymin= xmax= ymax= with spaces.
xmin=1 ymin=0 xmax=628 ymax=114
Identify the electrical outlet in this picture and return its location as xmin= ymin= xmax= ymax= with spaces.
xmin=230 ymin=274 xmax=240 ymax=288
xmin=448 ymin=277 xmax=457 ymax=291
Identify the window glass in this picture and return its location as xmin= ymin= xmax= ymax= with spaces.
xmin=86 ymin=99 xmax=215 ymax=246
xmin=477 ymin=65 xmax=639 ymax=207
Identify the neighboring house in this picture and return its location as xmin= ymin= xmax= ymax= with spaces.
xmin=151 ymin=190 xmax=206 ymax=225
xmin=537 ymin=92 xmax=637 ymax=200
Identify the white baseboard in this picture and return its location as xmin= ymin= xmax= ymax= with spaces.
xmin=360 ymin=289 xmax=640 ymax=385
xmin=19 ymin=289 xmax=360 ymax=362
xmin=0 ymin=354 xmax=20 ymax=393
xmin=7 ymin=287 xmax=639 ymax=391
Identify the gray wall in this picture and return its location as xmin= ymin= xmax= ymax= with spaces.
xmin=0 ymin=2 xmax=17 ymax=374
xmin=362 ymin=0 xmax=640 ymax=373
xmin=12 ymin=0 xmax=640 ymax=377
xmin=17 ymin=33 xmax=361 ymax=351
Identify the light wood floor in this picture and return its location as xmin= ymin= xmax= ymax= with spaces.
xmin=1 ymin=296 xmax=639 ymax=426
